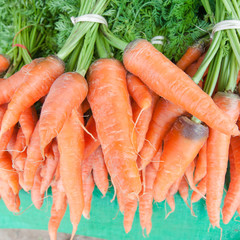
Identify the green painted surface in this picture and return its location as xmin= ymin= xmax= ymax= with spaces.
xmin=0 ymin=188 xmax=240 ymax=240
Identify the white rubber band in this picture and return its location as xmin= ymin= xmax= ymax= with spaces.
xmin=71 ymin=14 xmax=108 ymax=27
xmin=212 ymin=20 xmax=240 ymax=34
xmin=151 ymin=36 xmax=165 ymax=45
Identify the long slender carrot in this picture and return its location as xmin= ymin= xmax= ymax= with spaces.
xmin=0 ymin=56 xmax=65 ymax=136
xmin=127 ymin=73 xmax=152 ymax=109
xmin=176 ymin=44 xmax=204 ymax=71
xmin=194 ymin=142 xmax=207 ymax=184
xmin=137 ymin=98 xmax=185 ymax=170
xmin=231 ymin=131 xmax=240 ymax=174
xmin=18 ymin=171 xmax=28 ymax=192
xmin=19 ymin=106 xmax=38 ymax=146
xmin=206 ymin=92 xmax=240 ymax=228
xmin=153 ymin=116 xmax=208 ymax=202
xmin=57 ymin=108 xmax=84 ymax=238
xmin=87 ymin=59 xmax=141 ymax=196
xmin=12 ymin=127 xmax=26 ymax=161
xmin=166 ymin=195 xmax=175 ymax=218
xmin=191 ymin=176 xmax=207 ymax=203
xmin=178 ymin=177 xmax=190 ymax=208
xmin=117 ymin=189 xmax=126 ymax=213
xmin=0 ymin=54 xmax=10 ymax=74
xmin=7 ymin=126 xmax=18 ymax=156
xmin=39 ymin=72 xmax=87 ymax=155
xmin=123 ymin=39 xmax=239 ymax=136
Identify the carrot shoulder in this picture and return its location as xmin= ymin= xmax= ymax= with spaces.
xmin=123 ymin=39 xmax=239 ymax=136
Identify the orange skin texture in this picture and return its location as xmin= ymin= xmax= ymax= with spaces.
xmin=24 ymin=121 xmax=43 ymax=190
xmin=48 ymin=180 xmax=67 ymax=240
xmin=92 ymin=147 xmax=109 ymax=197
xmin=222 ymin=142 xmax=240 ymax=224
xmin=12 ymin=127 xmax=26 ymax=161
xmin=185 ymin=160 xmax=197 ymax=193
xmin=0 ymin=56 xmax=64 ymax=135
xmin=18 ymin=171 xmax=28 ymax=192
xmin=194 ymin=142 xmax=207 ymax=184
xmin=87 ymin=58 xmax=141 ymax=196
xmin=7 ymin=126 xmax=18 ymax=156
xmin=127 ymin=73 xmax=152 ymax=109
xmin=137 ymin=98 xmax=185 ymax=170
xmin=132 ymin=94 xmax=158 ymax=152
xmin=83 ymin=116 xmax=100 ymax=159
xmin=178 ymin=177 xmax=189 ymax=206
xmin=153 ymin=116 xmax=208 ymax=202
xmin=168 ymin=175 xmax=184 ymax=196
xmin=0 ymin=54 xmax=10 ymax=74
xmin=191 ymin=176 xmax=207 ymax=203
xmin=14 ymin=149 xmax=27 ymax=172
xmin=166 ymin=195 xmax=175 ymax=217
xmin=39 ymin=72 xmax=87 ymax=155
xmin=19 ymin=106 xmax=38 ymax=146
xmin=123 ymin=39 xmax=239 ymax=136
xmin=176 ymin=46 xmax=203 ymax=71
xmin=206 ymin=92 xmax=240 ymax=228
xmin=57 ymin=109 xmax=84 ymax=237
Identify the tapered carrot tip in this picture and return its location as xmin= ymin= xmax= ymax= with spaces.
xmin=124 ymin=224 xmax=132 ymax=234
xmin=0 ymin=54 xmax=10 ymax=74
xmin=83 ymin=211 xmax=90 ymax=220
xmin=49 ymin=230 xmax=57 ymax=240
xmin=70 ymin=224 xmax=78 ymax=240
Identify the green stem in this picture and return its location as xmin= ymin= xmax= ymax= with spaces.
xmin=227 ymin=29 xmax=240 ymax=66
xmin=226 ymin=52 xmax=238 ymax=91
xmin=96 ymin=32 xmax=112 ymax=58
xmin=201 ymin=0 xmax=214 ymax=23
xmin=218 ymin=53 xmax=231 ymax=91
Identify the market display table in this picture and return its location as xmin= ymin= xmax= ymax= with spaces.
xmin=0 ymin=188 xmax=239 ymax=240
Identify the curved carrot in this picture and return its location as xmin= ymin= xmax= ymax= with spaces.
xmin=166 ymin=195 xmax=175 ymax=218
xmin=153 ymin=116 xmax=208 ymax=202
xmin=178 ymin=177 xmax=190 ymax=207
xmin=92 ymin=147 xmax=108 ymax=197
xmin=185 ymin=160 xmax=199 ymax=194
xmin=123 ymin=39 xmax=239 ymax=136
xmin=194 ymin=143 xmax=207 ymax=184
xmin=24 ymin=121 xmax=43 ymax=190
xmin=206 ymin=92 xmax=240 ymax=228
xmin=39 ymin=72 xmax=87 ymax=155
xmin=127 ymin=73 xmax=152 ymax=109
xmin=0 ymin=54 xmax=10 ymax=74
xmin=0 ymin=56 xmax=65 ymax=135
xmin=191 ymin=176 xmax=207 ymax=203
xmin=87 ymin=59 xmax=141 ymax=196
xmin=176 ymin=44 xmax=204 ymax=71
xmin=57 ymin=109 xmax=84 ymax=238
xmin=137 ymin=98 xmax=185 ymax=169
xmin=19 ymin=106 xmax=38 ymax=146
xmin=12 ymin=128 xmax=26 ymax=161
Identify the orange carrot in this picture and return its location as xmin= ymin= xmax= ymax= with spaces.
xmin=7 ymin=126 xmax=18 ymax=156
xmin=87 ymin=59 xmax=141 ymax=196
xmin=0 ymin=54 xmax=10 ymax=74
xmin=127 ymin=73 xmax=152 ymax=109
xmin=123 ymin=39 xmax=239 ymax=136
xmin=0 ymin=56 xmax=64 ymax=136
xmin=166 ymin=195 xmax=175 ymax=218
xmin=12 ymin=127 xmax=26 ymax=161
xmin=82 ymin=99 xmax=90 ymax=114
xmin=18 ymin=171 xmax=28 ymax=192
xmin=194 ymin=142 xmax=207 ymax=184
xmin=31 ymin=168 xmax=44 ymax=209
xmin=14 ymin=149 xmax=27 ymax=172
xmin=206 ymin=92 xmax=240 ymax=228
xmin=191 ymin=176 xmax=207 ymax=203
xmin=178 ymin=177 xmax=190 ymax=207
xmin=176 ymin=44 xmax=204 ymax=71
xmin=153 ymin=116 xmax=208 ymax=202
xmin=231 ymin=131 xmax=240 ymax=174
xmin=39 ymin=72 xmax=87 ymax=155
xmin=92 ymin=147 xmax=108 ymax=197
xmin=57 ymin=108 xmax=84 ymax=238
xmin=150 ymin=146 xmax=162 ymax=172
xmin=137 ymin=98 xmax=185 ymax=170
xmin=117 ymin=189 xmax=126 ymax=213
xmin=19 ymin=106 xmax=38 ymax=145
xmin=24 ymin=121 xmax=43 ymax=190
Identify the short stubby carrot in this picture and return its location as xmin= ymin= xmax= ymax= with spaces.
xmin=39 ymin=72 xmax=88 ymax=155
xmin=19 ymin=107 xmax=38 ymax=146
xmin=153 ymin=116 xmax=208 ymax=202
xmin=127 ymin=73 xmax=152 ymax=109
xmin=138 ymin=97 xmax=185 ymax=170
xmin=87 ymin=58 xmax=141 ymax=196
xmin=57 ymin=109 xmax=84 ymax=238
xmin=206 ymin=92 xmax=240 ymax=228
xmin=0 ymin=54 xmax=10 ymax=74
xmin=123 ymin=39 xmax=239 ymax=136
xmin=0 ymin=56 xmax=65 ymax=135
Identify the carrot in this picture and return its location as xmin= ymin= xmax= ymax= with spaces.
xmin=48 ymin=180 xmax=67 ymax=240
xmin=117 ymin=189 xmax=126 ymax=213
xmin=82 ymin=173 xmax=95 ymax=219
xmin=191 ymin=176 xmax=207 ymax=203
xmin=132 ymin=94 xmax=158 ymax=152
xmin=14 ymin=149 xmax=27 ymax=172
xmin=194 ymin=142 xmax=207 ymax=184
xmin=24 ymin=121 xmax=43 ymax=190
xmin=7 ymin=126 xmax=18 ymax=156
xmin=150 ymin=146 xmax=162 ymax=172
xmin=0 ymin=54 xmax=10 ymax=74
xmin=137 ymin=98 xmax=185 ymax=170
xmin=178 ymin=177 xmax=190 ymax=208
xmin=0 ymin=56 xmax=64 ymax=136
xmin=222 ymin=144 xmax=240 ymax=224
xmin=19 ymin=106 xmax=38 ymax=145
xmin=12 ymin=127 xmax=26 ymax=161
xmin=168 ymin=176 xmax=183 ymax=197
xmin=231 ymin=133 xmax=240 ymax=174
xmin=18 ymin=171 xmax=28 ymax=192
xmin=206 ymin=92 xmax=240 ymax=228
xmin=123 ymin=39 xmax=239 ymax=136
xmin=153 ymin=116 xmax=208 ymax=202
xmin=57 ymin=108 xmax=84 ymax=238
xmin=166 ymin=195 xmax=175 ymax=218
xmin=127 ymin=73 xmax=152 ymax=109
xmin=82 ymin=99 xmax=90 ymax=114
xmin=92 ymin=147 xmax=109 ymax=197
xmin=176 ymin=44 xmax=204 ymax=71
xmin=87 ymin=59 xmax=141 ymax=196
xmin=39 ymin=72 xmax=87 ymax=155
xmin=31 ymin=168 xmax=44 ymax=209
